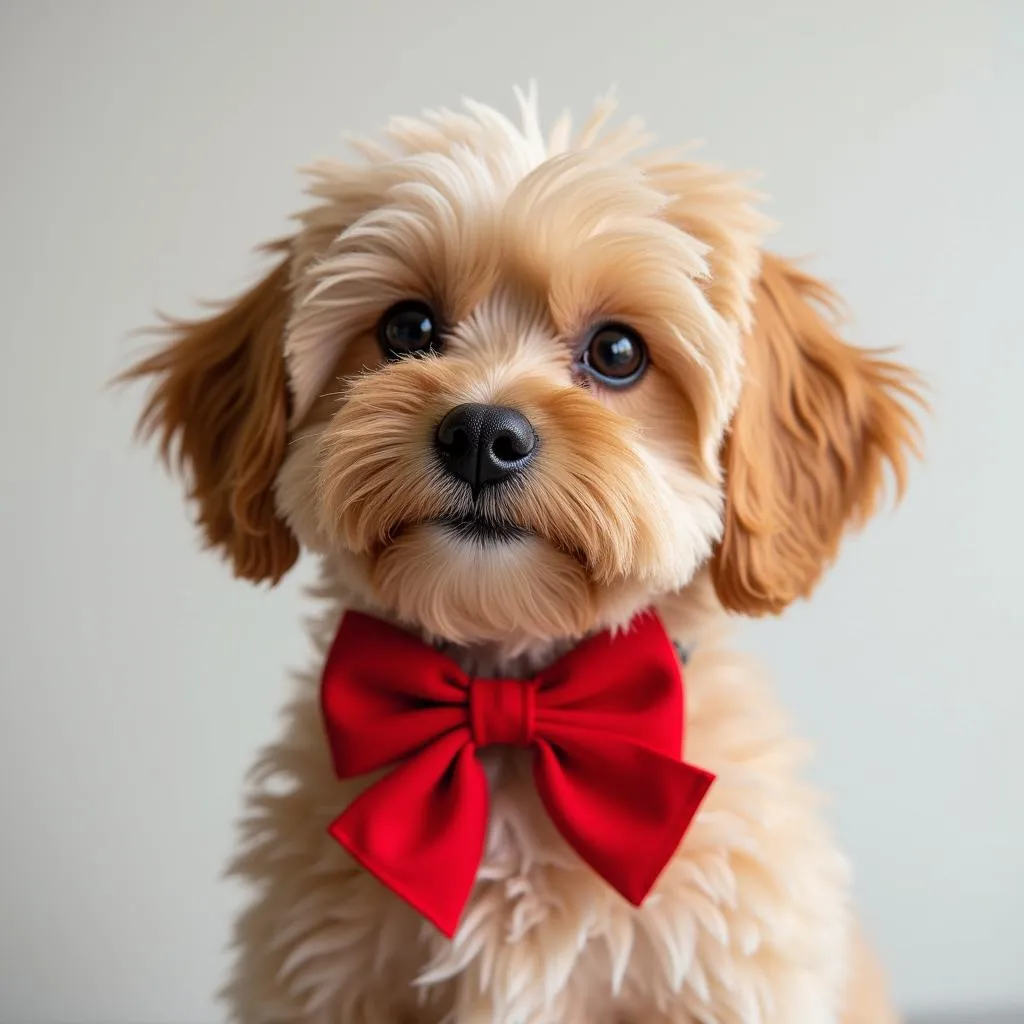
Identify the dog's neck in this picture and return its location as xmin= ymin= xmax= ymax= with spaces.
xmin=313 ymin=554 xmax=720 ymax=679
xmin=431 ymin=633 xmax=579 ymax=680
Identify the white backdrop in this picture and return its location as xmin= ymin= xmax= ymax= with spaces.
xmin=2 ymin=1 xmax=1021 ymax=1020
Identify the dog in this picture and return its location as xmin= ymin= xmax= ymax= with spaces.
xmin=125 ymin=88 xmax=922 ymax=1024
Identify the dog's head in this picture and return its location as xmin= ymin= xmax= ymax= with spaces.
xmin=126 ymin=91 xmax=921 ymax=648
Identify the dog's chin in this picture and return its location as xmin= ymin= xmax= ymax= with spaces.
xmin=366 ymin=519 xmax=598 ymax=649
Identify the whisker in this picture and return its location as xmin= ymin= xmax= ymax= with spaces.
xmin=288 ymin=430 xmax=323 ymax=448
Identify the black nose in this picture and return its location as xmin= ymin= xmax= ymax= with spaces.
xmin=435 ymin=403 xmax=537 ymax=489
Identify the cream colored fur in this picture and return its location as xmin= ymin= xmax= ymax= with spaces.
xmin=128 ymin=87 xmax=911 ymax=1024
xmin=225 ymin=571 xmax=872 ymax=1024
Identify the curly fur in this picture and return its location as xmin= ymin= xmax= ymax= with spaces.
xmin=124 ymin=87 xmax=922 ymax=1024
xmin=712 ymin=258 xmax=922 ymax=615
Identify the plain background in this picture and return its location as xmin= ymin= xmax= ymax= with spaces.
xmin=2 ymin=1 xmax=1021 ymax=1021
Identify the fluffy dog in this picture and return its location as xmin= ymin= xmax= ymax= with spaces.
xmin=126 ymin=88 xmax=922 ymax=1024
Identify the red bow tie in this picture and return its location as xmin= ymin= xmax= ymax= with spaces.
xmin=320 ymin=610 xmax=714 ymax=938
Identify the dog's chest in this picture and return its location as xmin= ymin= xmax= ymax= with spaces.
xmin=405 ymin=749 xmax=677 ymax=1024
xmin=278 ymin=614 xmax=849 ymax=1023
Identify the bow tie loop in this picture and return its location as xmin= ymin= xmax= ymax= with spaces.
xmin=470 ymin=677 xmax=536 ymax=748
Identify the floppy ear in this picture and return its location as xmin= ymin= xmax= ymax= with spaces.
xmin=123 ymin=242 xmax=299 ymax=584
xmin=711 ymin=254 xmax=923 ymax=616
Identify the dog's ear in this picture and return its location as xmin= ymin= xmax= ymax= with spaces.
xmin=123 ymin=242 xmax=299 ymax=584
xmin=711 ymin=254 xmax=923 ymax=615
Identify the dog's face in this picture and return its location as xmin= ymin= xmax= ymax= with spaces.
xmin=128 ymin=93 xmax=920 ymax=648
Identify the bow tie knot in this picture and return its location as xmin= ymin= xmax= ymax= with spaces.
xmin=470 ymin=677 xmax=536 ymax=748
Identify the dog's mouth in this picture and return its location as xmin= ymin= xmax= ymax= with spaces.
xmin=378 ymin=505 xmax=534 ymax=550
xmin=432 ymin=511 xmax=532 ymax=544
xmin=379 ymin=504 xmax=592 ymax=571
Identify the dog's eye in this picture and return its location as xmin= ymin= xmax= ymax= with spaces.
xmin=581 ymin=324 xmax=648 ymax=387
xmin=378 ymin=301 xmax=439 ymax=358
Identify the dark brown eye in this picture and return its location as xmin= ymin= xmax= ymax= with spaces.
xmin=581 ymin=323 xmax=647 ymax=386
xmin=378 ymin=301 xmax=439 ymax=358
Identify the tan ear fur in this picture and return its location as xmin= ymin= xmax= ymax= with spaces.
xmin=123 ymin=243 xmax=299 ymax=584
xmin=712 ymin=254 xmax=924 ymax=616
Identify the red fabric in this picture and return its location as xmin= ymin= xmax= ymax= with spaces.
xmin=320 ymin=610 xmax=715 ymax=938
